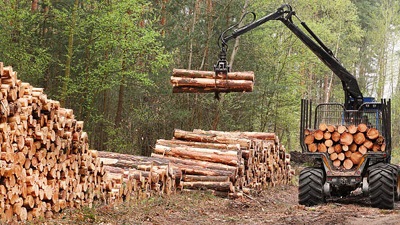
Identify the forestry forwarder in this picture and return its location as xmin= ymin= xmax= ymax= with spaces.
xmin=214 ymin=4 xmax=400 ymax=209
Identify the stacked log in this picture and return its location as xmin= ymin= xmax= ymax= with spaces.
xmin=304 ymin=123 xmax=386 ymax=169
xmin=0 ymin=63 xmax=109 ymax=222
xmin=190 ymin=129 xmax=293 ymax=189
xmin=97 ymin=151 xmax=181 ymax=200
xmin=171 ymin=69 xmax=254 ymax=93
xmin=153 ymin=129 xmax=293 ymax=196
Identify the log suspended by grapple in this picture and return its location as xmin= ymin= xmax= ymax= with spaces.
xmin=170 ymin=69 xmax=255 ymax=93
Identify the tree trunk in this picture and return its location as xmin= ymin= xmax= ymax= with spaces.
xmin=192 ymin=129 xmax=277 ymax=141
xmin=151 ymin=153 xmax=238 ymax=172
xmin=115 ymin=56 xmax=127 ymax=127
xmin=153 ymin=144 xmax=240 ymax=166
xmin=61 ymin=0 xmax=79 ymax=107
xmin=188 ymin=0 xmax=199 ymax=70
xmin=324 ymin=22 xmax=342 ymax=104
xmin=156 ymin=139 xmax=240 ymax=151
xmin=172 ymin=69 xmax=254 ymax=81
xmin=180 ymin=181 xmax=234 ymax=192
xmin=229 ymin=0 xmax=249 ymax=69
xmin=98 ymin=151 xmax=170 ymax=165
xmin=171 ymin=76 xmax=254 ymax=93
xmin=199 ymin=0 xmax=213 ymax=70
xmin=182 ymin=175 xmax=229 ymax=182
xmin=173 ymin=129 xmax=251 ymax=148
xmin=115 ymin=81 xmax=125 ymax=127
xmin=31 ymin=0 xmax=38 ymax=12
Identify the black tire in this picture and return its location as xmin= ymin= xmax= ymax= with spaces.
xmin=369 ymin=167 xmax=395 ymax=209
xmin=377 ymin=164 xmax=400 ymax=201
xmin=298 ymin=167 xmax=326 ymax=206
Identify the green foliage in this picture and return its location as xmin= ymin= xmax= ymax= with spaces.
xmin=103 ymin=125 xmax=134 ymax=153
xmin=0 ymin=1 xmax=51 ymax=84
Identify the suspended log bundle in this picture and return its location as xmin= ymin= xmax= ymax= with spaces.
xmin=304 ymin=123 xmax=386 ymax=170
xmin=171 ymin=69 xmax=255 ymax=93
xmin=153 ymin=129 xmax=294 ymax=196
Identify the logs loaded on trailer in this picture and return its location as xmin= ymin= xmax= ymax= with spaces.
xmin=304 ymin=123 xmax=385 ymax=170
xmin=170 ymin=69 xmax=255 ymax=93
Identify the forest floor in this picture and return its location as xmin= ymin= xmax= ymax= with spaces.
xmin=38 ymin=184 xmax=400 ymax=225
xmin=25 ymin=158 xmax=400 ymax=225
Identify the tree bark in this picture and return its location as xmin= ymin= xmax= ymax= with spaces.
xmin=182 ymin=175 xmax=229 ymax=182
xmin=229 ymin=0 xmax=249 ymax=69
xmin=156 ymin=139 xmax=240 ymax=151
xmin=172 ymin=69 xmax=254 ymax=81
xmin=153 ymin=144 xmax=239 ymax=166
xmin=31 ymin=0 xmax=38 ymax=12
xmin=151 ymin=153 xmax=237 ymax=174
xmin=171 ymin=77 xmax=254 ymax=92
xmin=199 ymin=0 xmax=213 ymax=70
xmin=180 ymin=181 xmax=234 ymax=192
xmin=192 ymin=129 xmax=277 ymax=141
xmin=174 ymin=129 xmax=251 ymax=148
xmin=188 ymin=0 xmax=199 ymax=70
xmin=98 ymin=151 xmax=170 ymax=166
xmin=115 ymin=71 xmax=125 ymax=127
xmin=60 ymin=0 xmax=79 ymax=106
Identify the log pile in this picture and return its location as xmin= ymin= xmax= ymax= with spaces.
xmin=304 ymin=123 xmax=386 ymax=169
xmin=0 ymin=63 xmax=110 ymax=222
xmin=97 ymin=151 xmax=181 ymax=200
xmin=170 ymin=69 xmax=254 ymax=93
xmin=189 ymin=129 xmax=294 ymax=189
xmin=0 ymin=63 xmax=172 ymax=222
xmin=153 ymin=129 xmax=293 ymax=196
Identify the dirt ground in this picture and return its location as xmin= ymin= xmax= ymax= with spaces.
xmin=30 ymin=183 xmax=400 ymax=225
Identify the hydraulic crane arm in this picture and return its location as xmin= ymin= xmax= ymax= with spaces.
xmin=215 ymin=4 xmax=363 ymax=110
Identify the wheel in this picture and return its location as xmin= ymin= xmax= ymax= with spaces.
xmin=376 ymin=164 xmax=400 ymax=201
xmin=369 ymin=167 xmax=395 ymax=209
xmin=298 ymin=167 xmax=326 ymax=206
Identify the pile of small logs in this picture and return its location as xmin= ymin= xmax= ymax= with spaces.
xmin=97 ymin=151 xmax=181 ymax=200
xmin=189 ymin=129 xmax=293 ymax=189
xmin=153 ymin=129 xmax=293 ymax=196
xmin=170 ymin=69 xmax=254 ymax=93
xmin=304 ymin=123 xmax=386 ymax=169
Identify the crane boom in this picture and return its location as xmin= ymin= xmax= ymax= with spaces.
xmin=215 ymin=4 xmax=363 ymax=110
